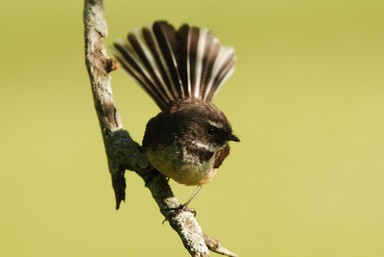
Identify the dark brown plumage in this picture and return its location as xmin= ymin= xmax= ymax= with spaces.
xmin=113 ymin=21 xmax=236 ymax=109
xmin=113 ymin=21 xmax=238 ymax=207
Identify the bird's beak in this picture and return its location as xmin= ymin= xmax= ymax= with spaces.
xmin=228 ymin=134 xmax=240 ymax=142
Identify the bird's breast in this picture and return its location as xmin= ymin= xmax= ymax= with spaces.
xmin=145 ymin=143 xmax=218 ymax=186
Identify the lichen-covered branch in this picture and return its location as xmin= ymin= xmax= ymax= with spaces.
xmin=83 ymin=0 xmax=237 ymax=256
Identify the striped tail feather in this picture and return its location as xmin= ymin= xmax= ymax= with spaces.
xmin=113 ymin=21 xmax=236 ymax=111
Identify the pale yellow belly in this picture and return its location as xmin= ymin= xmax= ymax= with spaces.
xmin=145 ymin=145 xmax=217 ymax=186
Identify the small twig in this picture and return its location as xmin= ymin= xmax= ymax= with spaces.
xmin=204 ymin=234 xmax=239 ymax=257
xmin=83 ymin=0 xmax=237 ymax=256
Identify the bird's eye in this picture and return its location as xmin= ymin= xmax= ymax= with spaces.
xmin=207 ymin=126 xmax=217 ymax=135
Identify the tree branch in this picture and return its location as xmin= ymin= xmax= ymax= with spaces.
xmin=83 ymin=0 xmax=238 ymax=256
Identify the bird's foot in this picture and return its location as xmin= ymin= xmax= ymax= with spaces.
xmin=162 ymin=204 xmax=196 ymax=224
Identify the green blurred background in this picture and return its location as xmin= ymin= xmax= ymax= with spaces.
xmin=1 ymin=0 xmax=383 ymax=256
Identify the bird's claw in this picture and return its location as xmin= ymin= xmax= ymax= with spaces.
xmin=162 ymin=204 xmax=196 ymax=224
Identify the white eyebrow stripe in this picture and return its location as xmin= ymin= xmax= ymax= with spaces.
xmin=207 ymin=120 xmax=224 ymax=129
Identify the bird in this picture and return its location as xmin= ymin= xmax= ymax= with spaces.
xmin=113 ymin=20 xmax=239 ymax=214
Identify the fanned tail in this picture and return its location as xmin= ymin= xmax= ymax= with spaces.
xmin=113 ymin=21 xmax=236 ymax=111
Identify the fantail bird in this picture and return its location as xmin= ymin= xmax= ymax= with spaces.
xmin=113 ymin=21 xmax=239 ymax=212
